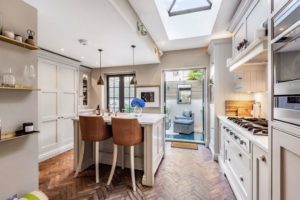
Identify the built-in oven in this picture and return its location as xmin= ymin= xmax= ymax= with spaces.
xmin=272 ymin=0 xmax=300 ymax=126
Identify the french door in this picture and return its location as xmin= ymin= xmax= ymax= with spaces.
xmin=107 ymin=74 xmax=135 ymax=112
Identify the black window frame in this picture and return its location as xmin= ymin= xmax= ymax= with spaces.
xmin=106 ymin=74 xmax=136 ymax=112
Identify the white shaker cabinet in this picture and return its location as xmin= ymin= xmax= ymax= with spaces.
xmin=272 ymin=128 xmax=300 ymax=200
xmin=234 ymin=69 xmax=266 ymax=93
xmin=38 ymin=51 xmax=79 ymax=161
xmin=252 ymin=144 xmax=268 ymax=200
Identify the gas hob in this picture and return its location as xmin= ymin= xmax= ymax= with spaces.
xmin=227 ymin=117 xmax=268 ymax=136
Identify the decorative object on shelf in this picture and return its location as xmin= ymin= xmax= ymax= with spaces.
xmin=23 ymin=65 xmax=36 ymax=87
xmin=15 ymin=34 xmax=22 ymax=42
xmin=3 ymin=30 xmax=14 ymax=39
xmin=131 ymin=98 xmax=145 ymax=116
xmin=136 ymin=86 xmax=160 ymax=108
xmin=130 ymin=45 xmax=137 ymax=85
xmin=97 ymin=49 xmax=104 ymax=85
xmin=2 ymin=67 xmax=16 ymax=88
xmin=23 ymin=122 xmax=34 ymax=133
xmin=25 ymin=29 xmax=35 ymax=45
xmin=19 ymin=191 xmax=48 ymax=200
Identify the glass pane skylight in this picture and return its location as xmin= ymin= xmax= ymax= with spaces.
xmin=165 ymin=0 xmax=212 ymax=17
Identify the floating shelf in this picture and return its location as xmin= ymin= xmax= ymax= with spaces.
xmin=0 ymin=86 xmax=38 ymax=91
xmin=0 ymin=131 xmax=39 ymax=144
xmin=0 ymin=35 xmax=38 ymax=50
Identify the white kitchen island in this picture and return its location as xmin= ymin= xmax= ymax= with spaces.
xmin=72 ymin=113 xmax=165 ymax=186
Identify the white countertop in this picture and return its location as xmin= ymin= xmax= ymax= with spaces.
xmin=78 ymin=108 xmax=96 ymax=113
xmin=218 ymin=116 xmax=268 ymax=152
xmin=73 ymin=113 xmax=165 ymax=125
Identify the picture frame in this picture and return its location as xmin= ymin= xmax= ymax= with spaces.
xmin=136 ymin=85 xmax=160 ymax=108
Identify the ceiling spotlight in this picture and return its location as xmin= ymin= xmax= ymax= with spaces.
xmin=60 ymin=48 xmax=65 ymax=52
xmin=78 ymin=39 xmax=88 ymax=46
xmin=81 ymin=56 xmax=85 ymax=59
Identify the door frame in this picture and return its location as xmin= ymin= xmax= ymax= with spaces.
xmin=161 ymin=66 xmax=209 ymax=145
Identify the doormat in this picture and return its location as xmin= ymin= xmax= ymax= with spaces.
xmin=171 ymin=142 xmax=198 ymax=150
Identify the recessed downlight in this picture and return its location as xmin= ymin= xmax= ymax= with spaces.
xmin=60 ymin=48 xmax=65 ymax=52
xmin=81 ymin=56 xmax=85 ymax=59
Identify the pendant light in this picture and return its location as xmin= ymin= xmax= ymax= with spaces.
xmin=97 ymin=49 xmax=104 ymax=85
xmin=130 ymin=45 xmax=137 ymax=85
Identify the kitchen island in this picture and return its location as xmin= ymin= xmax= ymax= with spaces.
xmin=72 ymin=113 xmax=165 ymax=186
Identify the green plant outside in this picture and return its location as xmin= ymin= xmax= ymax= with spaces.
xmin=187 ymin=70 xmax=204 ymax=81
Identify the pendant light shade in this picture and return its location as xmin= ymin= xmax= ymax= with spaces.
xmin=97 ymin=49 xmax=104 ymax=85
xmin=130 ymin=45 xmax=137 ymax=85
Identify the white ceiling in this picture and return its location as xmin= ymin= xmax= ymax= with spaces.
xmin=129 ymin=0 xmax=240 ymax=51
xmin=23 ymin=0 xmax=160 ymax=68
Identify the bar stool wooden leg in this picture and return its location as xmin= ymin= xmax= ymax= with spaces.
xmin=130 ymin=146 xmax=136 ymax=192
xmin=121 ymin=146 xmax=125 ymax=170
xmin=95 ymin=141 xmax=100 ymax=183
xmin=74 ymin=141 xmax=85 ymax=177
xmin=107 ymin=144 xmax=118 ymax=186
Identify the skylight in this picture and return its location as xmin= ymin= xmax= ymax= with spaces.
xmin=164 ymin=0 xmax=212 ymax=17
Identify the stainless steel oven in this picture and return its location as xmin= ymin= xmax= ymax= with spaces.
xmin=272 ymin=0 xmax=300 ymax=125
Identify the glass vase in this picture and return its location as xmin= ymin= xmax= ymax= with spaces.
xmin=134 ymin=106 xmax=143 ymax=117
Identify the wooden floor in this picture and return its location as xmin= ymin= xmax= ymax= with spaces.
xmin=39 ymin=143 xmax=236 ymax=200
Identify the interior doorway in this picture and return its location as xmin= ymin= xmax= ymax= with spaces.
xmin=163 ymin=68 xmax=206 ymax=144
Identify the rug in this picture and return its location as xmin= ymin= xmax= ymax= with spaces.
xmin=171 ymin=141 xmax=198 ymax=150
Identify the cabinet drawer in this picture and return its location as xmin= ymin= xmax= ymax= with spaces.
xmin=226 ymin=137 xmax=252 ymax=200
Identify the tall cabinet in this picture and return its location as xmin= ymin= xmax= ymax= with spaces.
xmin=269 ymin=1 xmax=300 ymax=200
xmin=208 ymin=38 xmax=233 ymax=159
xmin=38 ymin=50 xmax=79 ymax=161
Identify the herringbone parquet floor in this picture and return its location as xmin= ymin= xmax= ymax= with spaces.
xmin=39 ymin=143 xmax=236 ymax=200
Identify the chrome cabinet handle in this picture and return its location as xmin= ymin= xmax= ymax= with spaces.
xmin=238 ymin=153 xmax=242 ymax=158
xmin=240 ymin=176 xmax=244 ymax=182
xmin=228 ymin=158 xmax=231 ymax=162
xmin=260 ymin=155 xmax=266 ymax=162
xmin=227 ymin=140 xmax=230 ymax=144
xmin=240 ymin=140 xmax=244 ymax=145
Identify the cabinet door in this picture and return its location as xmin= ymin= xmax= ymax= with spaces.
xmin=233 ymin=22 xmax=246 ymax=57
xmin=246 ymin=0 xmax=268 ymax=44
xmin=38 ymin=59 xmax=60 ymax=155
xmin=59 ymin=64 xmax=77 ymax=146
xmin=272 ymin=128 xmax=300 ymax=200
xmin=253 ymin=144 xmax=268 ymax=200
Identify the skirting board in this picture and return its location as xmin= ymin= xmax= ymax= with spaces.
xmin=39 ymin=143 xmax=74 ymax=162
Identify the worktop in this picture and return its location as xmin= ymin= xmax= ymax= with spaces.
xmin=72 ymin=113 xmax=165 ymax=187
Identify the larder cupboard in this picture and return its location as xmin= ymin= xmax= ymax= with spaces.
xmin=38 ymin=50 xmax=79 ymax=161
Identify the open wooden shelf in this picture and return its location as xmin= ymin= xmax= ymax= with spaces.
xmin=0 ymin=86 xmax=38 ymax=91
xmin=0 ymin=131 xmax=39 ymax=144
xmin=0 ymin=35 xmax=38 ymax=50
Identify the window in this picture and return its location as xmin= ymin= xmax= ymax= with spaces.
xmin=107 ymin=74 xmax=135 ymax=112
xmin=164 ymin=0 xmax=212 ymax=17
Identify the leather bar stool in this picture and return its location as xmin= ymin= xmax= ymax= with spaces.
xmin=107 ymin=118 xmax=143 ymax=192
xmin=75 ymin=116 xmax=112 ymax=183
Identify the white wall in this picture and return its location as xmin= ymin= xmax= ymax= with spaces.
xmin=0 ymin=0 xmax=38 ymax=198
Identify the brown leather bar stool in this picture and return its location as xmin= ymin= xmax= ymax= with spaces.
xmin=107 ymin=118 xmax=143 ymax=192
xmin=75 ymin=116 xmax=112 ymax=183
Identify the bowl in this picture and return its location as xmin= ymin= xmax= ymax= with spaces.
xmin=3 ymin=30 xmax=15 ymax=39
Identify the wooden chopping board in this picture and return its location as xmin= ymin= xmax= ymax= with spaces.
xmin=225 ymin=100 xmax=254 ymax=117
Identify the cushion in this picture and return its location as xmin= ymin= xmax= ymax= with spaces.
xmin=174 ymin=119 xmax=194 ymax=125
xmin=182 ymin=110 xmax=192 ymax=118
